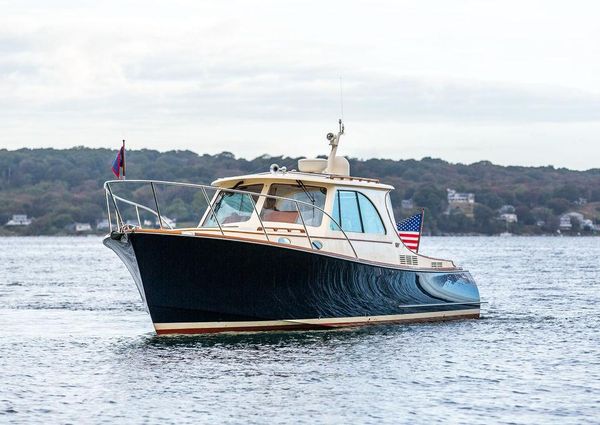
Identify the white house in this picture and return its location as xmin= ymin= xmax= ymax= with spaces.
xmin=499 ymin=205 xmax=516 ymax=214
xmin=559 ymin=215 xmax=572 ymax=230
xmin=445 ymin=189 xmax=476 ymax=218
xmin=5 ymin=214 xmax=32 ymax=226
xmin=96 ymin=219 xmax=110 ymax=230
xmin=74 ymin=222 xmax=92 ymax=232
xmin=499 ymin=213 xmax=518 ymax=223
xmin=447 ymin=189 xmax=475 ymax=204
xmin=560 ymin=212 xmax=585 ymax=231
xmin=581 ymin=219 xmax=596 ymax=231
xmin=155 ymin=217 xmax=177 ymax=228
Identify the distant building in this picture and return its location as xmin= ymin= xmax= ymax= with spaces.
xmin=155 ymin=217 xmax=177 ymax=228
xmin=446 ymin=189 xmax=475 ymax=218
xmin=499 ymin=205 xmax=516 ymax=214
xmin=559 ymin=212 xmax=585 ymax=231
xmin=5 ymin=214 xmax=32 ymax=226
xmin=564 ymin=212 xmax=584 ymax=222
xmin=499 ymin=213 xmax=518 ymax=223
xmin=96 ymin=219 xmax=110 ymax=230
xmin=581 ymin=219 xmax=596 ymax=231
xmin=74 ymin=223 xmax=92 ymax=233
xmin=447 ymin=189 xmax=475 ymax=204
xmin=401 ymin=199 xmax=414 ymax=210
xmin=559 ymin=215 xmax=572 ymax=230
xmin=575 ymin=198 xmax=587 ymax=206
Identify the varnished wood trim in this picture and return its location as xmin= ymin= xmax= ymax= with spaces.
xmin=137 ymin=226 xmax=392 ymax=244
xmin=258 ymin=226 xmax=306 ymax=234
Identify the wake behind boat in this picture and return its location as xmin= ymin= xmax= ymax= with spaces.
xmin=103 ymin=121 xmax=481 ymax=334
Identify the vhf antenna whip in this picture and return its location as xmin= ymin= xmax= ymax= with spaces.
xmin=339 ymin=76 xmax=345 ymax=134
xmin=325 ymin=78 xmax=346 ymax=174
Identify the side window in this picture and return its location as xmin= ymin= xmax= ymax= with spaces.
xmin=357 ymin=193 xmax=386 ymax=234
xmin=337 ymin=191 xmax=363 ymax=232
xmin=331 ymin=190 xmax=386 ymax=235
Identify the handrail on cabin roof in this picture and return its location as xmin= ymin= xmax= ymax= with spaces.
xmin=213 ymin=171 xmax=381 ymax=185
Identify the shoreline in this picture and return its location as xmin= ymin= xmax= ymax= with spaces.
xmin=0 ymin=233 xmax=597 ymax=238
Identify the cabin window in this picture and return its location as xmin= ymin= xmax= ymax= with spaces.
xmin=202 ymin=184 xmax=263 ymax=226
xmin=333 ymin=191 xmax=363 ymax=232
xmin=331 ymin=190 xmax=386 ymax=234
xmin=261 ymin=183 xmax=327 ymax=226
xmin=358 ymin=193 xmax=386 ymax=234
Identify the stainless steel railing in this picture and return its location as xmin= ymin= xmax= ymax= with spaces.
xmin=104 ymin=179 xmax=358 ymax=258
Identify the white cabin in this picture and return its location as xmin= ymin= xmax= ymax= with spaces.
xmin=202 ymin=167 xmax=455 ymax=269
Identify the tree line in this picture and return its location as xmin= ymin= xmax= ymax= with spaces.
xmin=1 ymin=147 xmax=599 ymax=235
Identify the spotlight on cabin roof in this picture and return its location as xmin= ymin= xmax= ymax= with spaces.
xmin=298 ymin=119 xmax=350 ymax=176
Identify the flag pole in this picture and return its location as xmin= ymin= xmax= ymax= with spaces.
xmin=416 ymin=208 xmax=425 ymax=253
xmin=122 ymin=139 xmax=126 ymax=180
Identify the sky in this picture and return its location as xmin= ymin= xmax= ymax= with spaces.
xmin=1 ymin=0 xmax=599 ymax=170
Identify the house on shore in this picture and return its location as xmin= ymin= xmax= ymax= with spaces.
xmin=446 ymin=189 xmax=475 ymax=218
xmin=447 ymin=189 xmax=475 ymax=204
xmin=5 ymin=214 xmax=32 ymax=226
xmin=559 ymin=212 xmax=585 ymax=231
xmin=499 ymin=213 xmax=518 ymax=223
xmin=96 ymin=219 xmax=110 ymax=231
xmin=499 ymin=205 xmax=516 ymax=214
xmin=66 ymin=222 xmax=93 ymax=233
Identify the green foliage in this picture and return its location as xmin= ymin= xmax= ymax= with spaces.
xmin=548 ymin=198 xmax=571 ymax=214
xmin=474 ymin=205 xmax=499 ymax=235
xmin=0 ymin=147 xmax=598 ymax=235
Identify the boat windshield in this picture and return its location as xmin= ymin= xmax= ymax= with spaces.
xmin=202 ymin=184 xmax=263 ymax=227
xmin=261 ymin=183 xmax=327 ymax=227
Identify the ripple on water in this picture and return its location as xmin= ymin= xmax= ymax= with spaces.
xmin=0 ymin=236 xmax=599 ymax=424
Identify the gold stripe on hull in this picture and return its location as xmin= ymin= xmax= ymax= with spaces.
xmin=154 ymin=309 xmax=480 ymax=334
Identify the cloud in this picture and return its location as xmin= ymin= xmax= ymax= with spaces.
xmin=3 ymin=42 xmax=600 ymax=124
xmin=0 ymin=0 xmax=600 ymax=170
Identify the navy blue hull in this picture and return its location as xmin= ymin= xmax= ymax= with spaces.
xmin=104 ymin=232 xmax=480 ymax=333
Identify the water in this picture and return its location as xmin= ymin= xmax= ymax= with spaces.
xmin=0 ymin=236 xmax=598 ymax=424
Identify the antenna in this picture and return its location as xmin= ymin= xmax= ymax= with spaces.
xmin=324 ymin=77 xmax=347 ymax=174
xmin=339 ymin=76 xmax=344 ymax=123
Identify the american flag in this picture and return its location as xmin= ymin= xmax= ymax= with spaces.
xmin=397 ymin=210 xmax=424 ymax=252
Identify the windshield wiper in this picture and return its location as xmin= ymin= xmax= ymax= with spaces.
xmin=296 ymin=180 xmax=315 ymax=205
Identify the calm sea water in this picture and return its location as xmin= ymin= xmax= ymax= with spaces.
xmin=0 ymin=236 xmax=598 ymax=424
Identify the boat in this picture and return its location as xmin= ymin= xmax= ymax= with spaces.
xmin=103 ymin=120 xmax=481 ymax=334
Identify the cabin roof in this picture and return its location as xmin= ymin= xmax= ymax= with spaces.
xmin=212 ymin=171 xmax=395 ymax=190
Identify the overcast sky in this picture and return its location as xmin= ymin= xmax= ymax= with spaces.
xmin=1 ymin=1 xmax=599 ymax=169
